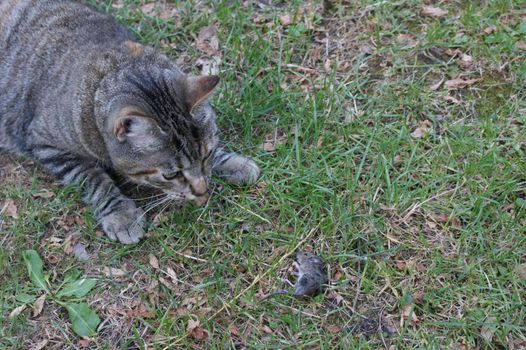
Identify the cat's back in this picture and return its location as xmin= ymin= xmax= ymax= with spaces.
xmin=0 ymin=0 xmax=131 ymax=56
xmin=0 ymin=0 xmax=132 ymax=155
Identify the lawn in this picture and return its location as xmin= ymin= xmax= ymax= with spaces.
xmin=1 ymin=0 xmax=525 ymax=349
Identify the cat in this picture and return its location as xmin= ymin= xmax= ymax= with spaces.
xmin=0 ymin=0 xmax=260 ymax=244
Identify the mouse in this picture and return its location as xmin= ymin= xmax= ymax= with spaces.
xmin=293 ymin=251 xmax=328 ymax=297
xmin=261 ymin=251 xmax=328 ymax=301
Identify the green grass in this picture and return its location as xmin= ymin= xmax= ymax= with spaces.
xmin=1 ymin=0 xmax=526 ymax=349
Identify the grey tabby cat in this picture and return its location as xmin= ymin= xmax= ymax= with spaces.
xmin=0 ymin=0 xmax=260 ymax=244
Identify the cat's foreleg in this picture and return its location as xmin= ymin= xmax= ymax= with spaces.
xmin=31 ymin=146 xmax=144 ymax=244
xmin=211 ymin=148 xmax=260 ymax=185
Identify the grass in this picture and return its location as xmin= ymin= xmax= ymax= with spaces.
xmin=1 ymin=0 xmax=525 ymax=349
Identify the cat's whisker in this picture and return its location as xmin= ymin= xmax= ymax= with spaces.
xmin=134 ymin=192 xmax=166 ymax=202
xmin=130 ymin=195 xmax=171 ymax=229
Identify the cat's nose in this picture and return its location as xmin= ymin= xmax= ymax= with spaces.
xmin=194 ymin=193 xmax=209 ymax=207
xmin=190 ymin=176 xmax=208 ymax=197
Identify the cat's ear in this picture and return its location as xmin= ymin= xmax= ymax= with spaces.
xmin=114 ymin=115 xmax=155 ymax=142
xmin=185 ymin=75 xmax=220 ymax=111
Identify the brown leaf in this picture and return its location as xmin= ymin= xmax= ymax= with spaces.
xmin=102 ymin=266 xmax=127 ymax=277
xmin=516 ymin=264 xmax=526 ymax=280
xmin=187 ymin=319 xmax=209 ymax=341
xmin=324 ymin=58 xmax=331 ymax=73
xmin=32 ymin=190 xmax=55 ymax=199
xmin=196 ymin=26 xmax=220 ymax=57
xmin=427 ymin=220 xmax=437 ymax=229
xmin=141 ymin=3 xmax=156 ymax=15
xmin=396 ymin=261 xmax=407 ymax=270
xmin=402 ymin=305 xmax=419 ymax=326
xmin=429 ymin=79 xmax=444 ymax=91
xmin=431 ymin=213 xmax=449 ymax=223
xmin=445 ymin=77 xmax=480 ymax=89
xmin=516 ymin=41 xmax=526 ymax=50
xmin=64 ymin=231 xmax=81 ymax=255
xmin=260 ymin=325 xmax=273 ymax=334
xmin=229 ymin=324 xmax=241 ymax=337
xmin=480 ymin=317 xmax=497 ymax=342
xmin=458 ymin=54 xmax=473 ymax=69
xmin=149 ymin=254 xmax=159 ymax=270
xmin=483 ymin=26 xmax=497 ymax=35
xmin=422 ymin=6 xmax=448 ymax=18
xmin=261 ymin=141 xmax=276 ymax=152
xmin=2 ymin=200 xmax=18 ymax=219
xmin=78 ymin=339 xmax=91 ymax=348
xmin=324 ymin=325 xmax=342 ymax=333
xmin=397 ymin=33 xmax=417 ymax=48
xmin=33 ymin=294 xmax=46 ymax=318
xmin=9 ymin=304 xmax=26 ymax=318
xmin=411 ymin=127 xmax=425 ymax=139
xmin=165 ymin=267 xmax=178 ymax=284
xmin=279 ymin=14 xmax=293 ymax=26
xmin=126 ymin=302 xmax=155 ymax=319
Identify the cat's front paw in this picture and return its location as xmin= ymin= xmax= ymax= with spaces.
xmin=214 ymin=155 xmax=261 ymax=185
xmin=100 ymin=203 xmax=145 ymax=244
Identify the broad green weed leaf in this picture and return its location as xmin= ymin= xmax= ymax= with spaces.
xmin=16 ymin=293 xmax=36 ymax=304
xmin=64 ymin=302 xmax=100 ymax=337
xmin=22 ymin=250 xmax=48 ymax=291
xmin=56 ymin=278 xmax=96 ymax=299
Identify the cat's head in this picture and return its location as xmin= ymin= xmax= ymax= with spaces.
xmin=102 ymin=68 xmax=221 ymax=206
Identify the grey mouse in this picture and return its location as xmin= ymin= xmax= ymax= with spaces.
xmin=292 ymin=251 xmax=328 ymax=297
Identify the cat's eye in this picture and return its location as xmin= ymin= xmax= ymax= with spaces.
xmin=163 ymin=171 xmax=182 ymax=180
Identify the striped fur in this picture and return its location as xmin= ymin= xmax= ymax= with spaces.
xmin=0 ymin=0 xmax=260 ymax=244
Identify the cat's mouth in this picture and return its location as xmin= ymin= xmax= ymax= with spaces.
xmin=166 ymin=191 xmax=209 ymax=207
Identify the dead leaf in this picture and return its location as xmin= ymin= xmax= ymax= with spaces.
xmin=229 ymin=324 xmax=241 ymax=337
xmin=260 ymin=129 xmax=287 ymax=152
xmin=32 ymin=190 xmax=55 ymax=199
xmin=516 ymin=42 xmax=526 ymax=50
xmin=458 ymin=54 xmax=473 ymax=69
xmin=126 ymin=302 xmax=155 ymax=319
xmin=141 ymin=3 xmax=156 ymax=15
xmin=9 ymin=304 xmax=26 ymax=318
xmin=324 ymin=325 xmax=342 ymax=333
xmin=33 ymin=294 xmax=46 ymax=317
xmin=397 ymin=33 xmax=417 ymax=48
xmin=480 ymin=317 xmax=497 ymax=342
xmin=187 ymin=319 xmax=209 ymax=341
xmin=324 ymin=58 xmax=331 ymax=73
xmin=516 ymin=264 xmax=526 ymax=280
xmin=422 ymin=5 xmax=448 ymax=18
xmin=165 ymin=267 xmax=178 ymax=284
xmin=32 ymin=339 xmax=49 ymax=350
xmin=402 ymin=305 xmax=419 ymax=326
xmin=1 ymin=200 xmax=18 ymax=219
xmin=429 ymin=78 xmax=444 ymax=91
xmin=445 ymin=77 xmax=480 ymax=89
xmin=427 ymin=220 xmax=437 ymax=229
xmin=102 ymin=266 xmax=127 ymax=277
xmin=64 ymin=231 xmax=81 ymax=255
xmin=411 ymin=127 xmax=425 ymax=139
xmin=72 ymin=243 xmax=89 ymax=262
xmin=196 ymin=26 xmax=220 ymax=57
xmin=483 ymin=26 xmax=497 ymax=35
xmin=396 ymin=261 xmax=407 ymax=270
xmin=279 ymin=14 xmax=293 ymax=26
xmin=260 ymin=325 xmax=273 ymax=334
xmin=149 ymin=254 xmax=159 ymax=270
xmin=78 ymin=339 xmax=91 ymax=348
